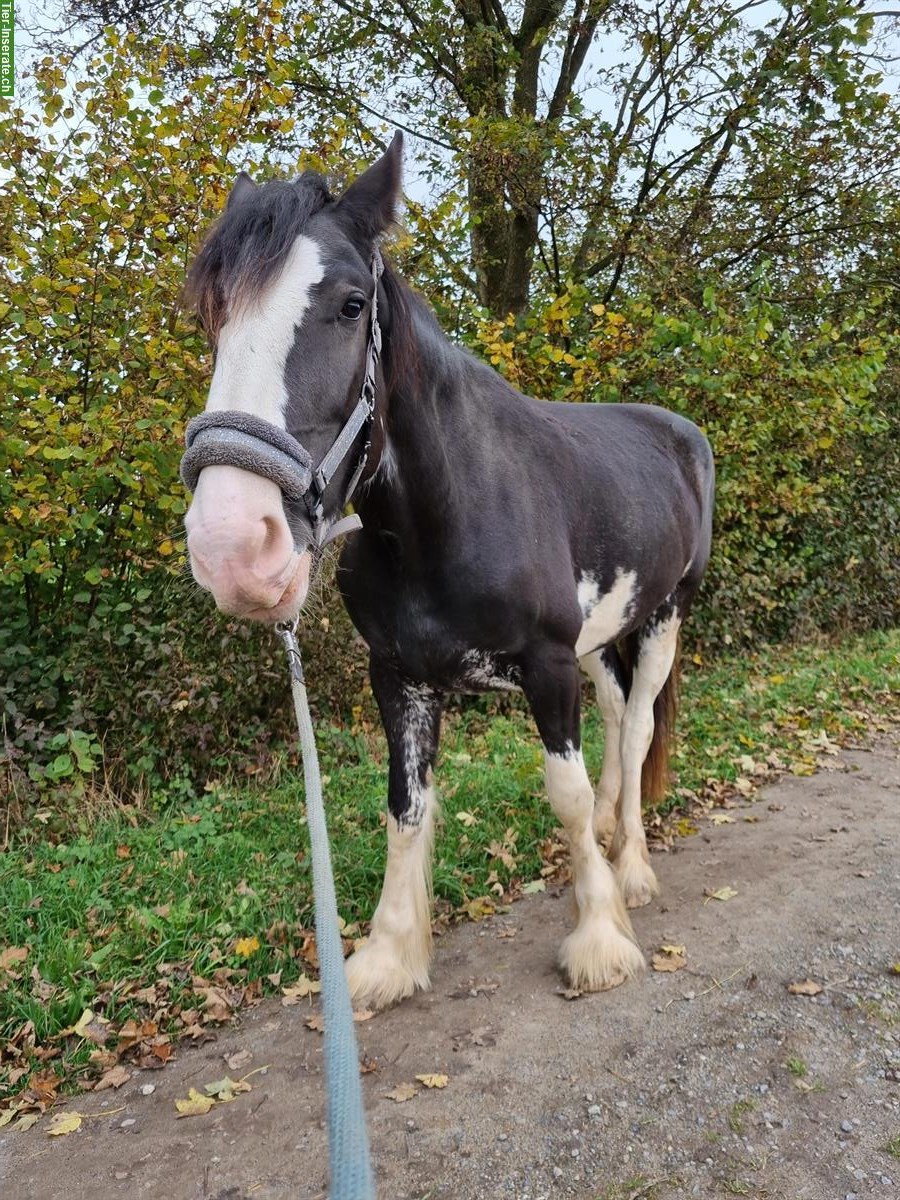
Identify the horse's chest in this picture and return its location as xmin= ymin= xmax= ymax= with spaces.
xmin=345 ymin=571 xmax=522 ymax=692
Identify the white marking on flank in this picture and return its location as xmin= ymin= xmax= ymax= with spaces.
xmin=206 ymin=234 xmax=324 ymax=427
xmin=575 ymin=568 xmax=637 ymax=657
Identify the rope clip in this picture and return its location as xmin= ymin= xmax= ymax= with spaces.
xmin=275 ymin=618 xmax=305 ymax=684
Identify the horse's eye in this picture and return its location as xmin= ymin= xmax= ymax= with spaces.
xmin=341 ymin=295 xmax=365 ymax=320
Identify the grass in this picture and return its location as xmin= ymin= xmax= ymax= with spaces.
xmin=1 ymin=628 xmax=898 ymax=1110
xmin=884 ymin=1134 xmax=900 ymax=1161
xmin=727 ymin=1099 xmax=757 ymax=1135
xmin=784 ymin=1057 xmax=807 ymax=1078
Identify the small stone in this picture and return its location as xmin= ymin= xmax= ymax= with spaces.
xmin=114 ymin=1173 xmax=128 ymax=1181
xmin=552 ymin=1166 xmax=564 ymax=1179
xmin=587 ymin=1105 xmax=602 ymax=1117
xmin=120 ymin=1118 xmax=136 ymax=1128
xmin=840 ymin=1120 xmax=854 ymax=1133
xmin=140 ymin=1084 xmax=155 ymax=1097
xmin=497 ymin=1133 xmax=508 ymax=1142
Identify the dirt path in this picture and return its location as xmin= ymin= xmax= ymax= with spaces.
xmin=3 ymin=737 xmax=899 ymax=1200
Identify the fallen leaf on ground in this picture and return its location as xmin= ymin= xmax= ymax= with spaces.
xmin=455 ymin=810 xmax=478 ymax=827
xmin=46 ymin=1111 xmax=82 ymax=1136
xmin=704 ymin=886 xmax=738 ymax=903
xmin=359 ymin=1054 xmax=378 ymax=1074
xmin=415 ymin=1073 xmax=448 ymax=1089
xmin=224 ymin=1049 xmax=253 ymax=1071
xmin=384 ymin=1083 xmax=418 ymax=1103
xmin=204 ymin=1076 xmax=251 ymax=1103
xmin=0 ymin=946 xmax=29 ymax=973
xmin=61 ymin=1008 xmax=111 ymax=1046
xmin=93 ymin=1065 xmax=131 ymax=1091
xmin=555 ymin=986 xmax=583 ymax=1000
xmin=354 ymin=1009 xmax=375 ymax=1023
xmin=709 ymin=813 xmax=734 ymax=826
xmin=175 ymin=1088 xmax=216 ymax=1117
xmin=234 ymin=936 xmax=260 ymax=958
xmin=652 ymin=944 xmax=687 ymax=972
xmin=305 ymin=1014 xmax=325 ymax=1033
xmin=522 ymin=879 xmax=546 ymax=895
xmin=788 ymin=979 xmax=823 ymax=996
xmin=281 ymin=975 xmax=321 ymax=1005
xmin=11 ymin=1113 xmax=40 ymax=1132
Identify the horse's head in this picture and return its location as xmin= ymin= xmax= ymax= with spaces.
xmin=182 ymin=134 xmax=403 ymax=622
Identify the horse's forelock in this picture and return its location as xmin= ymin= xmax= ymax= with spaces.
xmin=186 ymin=171 xmax=334 ymax=340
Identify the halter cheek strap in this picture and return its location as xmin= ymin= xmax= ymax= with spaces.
xmin=180 ymin=250 xmax=384 ymax=548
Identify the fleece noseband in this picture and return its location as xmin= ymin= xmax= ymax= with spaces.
xmin=180 ymin=250 xmax=384 ymax=548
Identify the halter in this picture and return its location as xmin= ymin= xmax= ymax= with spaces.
xmin=180 ymin=250 xmax=384 ymax=548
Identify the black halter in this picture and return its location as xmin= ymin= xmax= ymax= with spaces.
xmin=180 ymin=250 xmax=384 ymax=547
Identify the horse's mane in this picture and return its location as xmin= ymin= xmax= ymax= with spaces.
xmin=185 ymin=171 xmax=333 ymax=341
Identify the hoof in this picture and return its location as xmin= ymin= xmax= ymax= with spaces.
xmin=558 ymin=916 xmax=645 ymax=992
xmin=344 ymin=936 xmax=429 ymax=1011
xmin=612 ymin=848 xmax=660 ymax=910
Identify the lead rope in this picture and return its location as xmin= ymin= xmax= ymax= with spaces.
xmin=276 ymin=619 xmax=376 ymax=1200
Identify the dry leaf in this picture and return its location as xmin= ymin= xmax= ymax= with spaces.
xmin=704 ymin=886 xmax=738 ymax=903
xmin=384 ymin=1082 xmax=419 ymax=1103
xmin=224 ymin=1049 xmax=253 ymax=1071
xmin=555 ymin=986 xmax=583 ymax=1000
xmin=175 ymin=1087 xmax=216 ymax=1117
xmin=455 ymin=811 xmax=478 ymax=827
xmin=709 ymin=813 xmax=734 ymax=826
xmin=204 ymin=1076 xmax=251 ymax=1103
xmin=788 ymin=979 xmax=823 ymax=996
xmin=11 ymin=1113 xmax=40 ymax=1132
xmin=652 ymin=944 xmax=687 ymax=972
xmin=94 ymin=1065 xmax=131 ymax=1092
xmin=522 ymin=879 xmax=546 ymax=895
xmin=61 ymin=1008 xmax=111 ymax=1046
xmin=354 ymin=1009 xmax=375 ymax=1023
xmin=46 ymin=1111 xmax=82 ymax=1137
xmin=281 ymin=975 xmax=321 ymax=1005
xmin=415 ymin=1073 xmax=448 ymax=1089
xmin=234 ymin=936 xmax=260 ymax=958
xmin=305 ymin=1014 xmax=325 ymax=1033
xmin=359 ymin=1054 xmax=378 ymax=1074
xmin=0 ymin=946 xmax=29 ymax=973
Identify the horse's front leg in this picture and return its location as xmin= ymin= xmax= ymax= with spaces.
xmin=345 ymin=656 xmax=443 ymax=1011
xmin=522 ymin=642 xmax=645 ymax=992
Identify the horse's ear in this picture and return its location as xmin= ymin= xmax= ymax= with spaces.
xmin=336 ymin=132 xmax=403 ymax=243
xmin=227 ymin=171 xmax=258 ymax=210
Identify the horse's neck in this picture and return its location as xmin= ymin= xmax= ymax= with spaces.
xmin=357 ymin=303 xmax=475 ymax=545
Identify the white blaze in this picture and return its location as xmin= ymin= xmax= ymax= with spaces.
xmin=206 ymin=234 xmax=324 ymax=425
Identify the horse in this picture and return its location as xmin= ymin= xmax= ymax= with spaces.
xmin=180 ymin=133 xmax=715 ymax=1011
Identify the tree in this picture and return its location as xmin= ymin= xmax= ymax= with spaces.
xmin=41 ymin=0 xmax=900 ymax=318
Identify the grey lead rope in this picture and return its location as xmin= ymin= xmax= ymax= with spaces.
xmin=276 ymin=621 xmax=376 ymax=1200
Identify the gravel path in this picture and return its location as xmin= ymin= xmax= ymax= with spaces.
xmin=2 ymin=736 xmax=898 ymax=1200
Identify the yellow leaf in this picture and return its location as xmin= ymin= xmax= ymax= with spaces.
xmin=204 ymin=1076 xmax=251 ymax=1102
xmin=787 ymin=979 xmax=823 ymax=996
xmin=281 ymin=974 xmax=321 ymax=1005
xmin=234 ymin=936 xmax=260 ymax=957
xmin=455 ymin=810 xmax=478 ymax=827
xmin=415 ymin=1073 xmax=449 ymax=1089
xmin=158 ymin=539 xmax=174 ymax=556
xmin=703 ymin=886 xmax=738 ymax=903
xmin=46 ymin=1111 xmax=82 ymax=1136
xmin=384 ymin=1082 xmax=419 ymax=1103
xmin=175 ymin=1088 xmax=216 ymax=1117
xmin=652 ymin=944 xmax=687 ymax=972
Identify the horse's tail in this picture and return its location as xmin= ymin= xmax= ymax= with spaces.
xmin=620 ymin=631 xmax=680 ymax=807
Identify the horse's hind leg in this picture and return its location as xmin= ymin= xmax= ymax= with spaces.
xmin=345 ymin=656 xmax=443 ymax=1010
xmin=580 ymin=646 xmax=627 ymax=848
xmin=609 ymin=602 xmax=680 ymax=909
xmin=523 ymin=642 xmax=644 ymax=991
